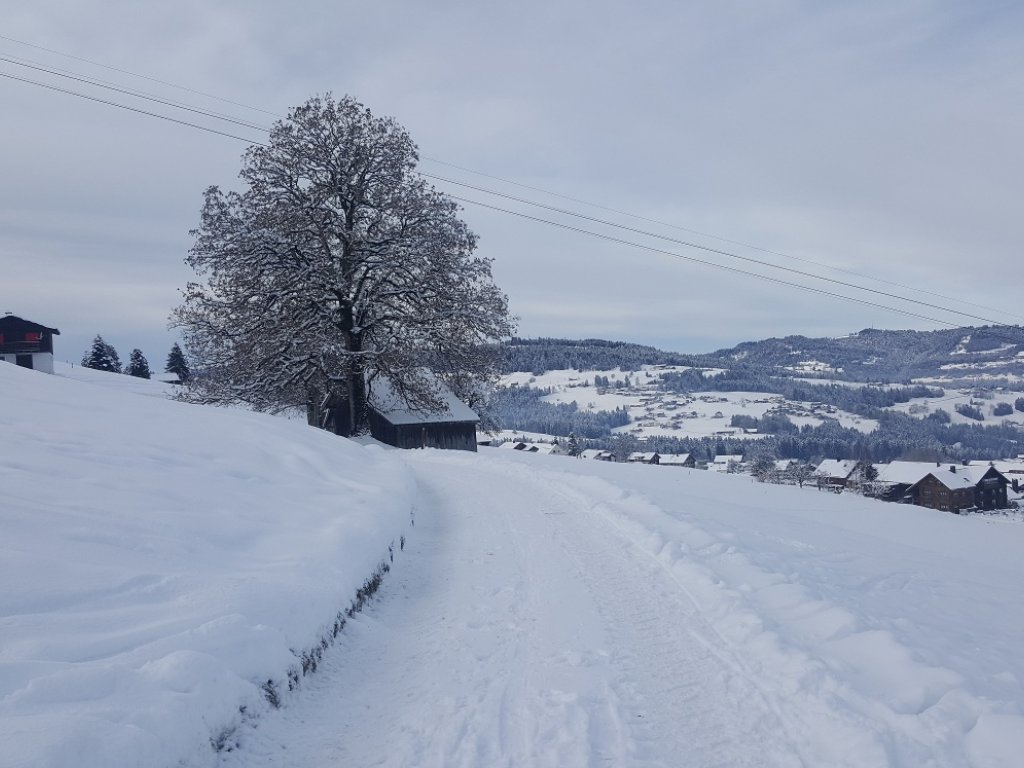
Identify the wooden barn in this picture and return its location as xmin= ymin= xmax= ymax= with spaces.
xmin=0 ymin=314 xmax=60 ymax=374
xmin=367 ymin=375 xmax=479 ymax=452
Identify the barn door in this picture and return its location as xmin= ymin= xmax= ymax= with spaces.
xmin=15 ymin=354 xmax=32 ymax=369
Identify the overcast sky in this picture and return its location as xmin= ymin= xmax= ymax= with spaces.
xmin=3 ymin=1 xmax=1023 ymax=364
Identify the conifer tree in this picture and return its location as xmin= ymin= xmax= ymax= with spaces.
xmin=165 ymin=343 xmax=190 ymax=383
xmin=126 ymin=349 xmax=151 ymax=379
xmin=81 ymin=335 xmax=122 ymax=373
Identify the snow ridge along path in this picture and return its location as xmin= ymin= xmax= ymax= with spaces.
xmin=223 ymin=449 xmax=1023 ymax=767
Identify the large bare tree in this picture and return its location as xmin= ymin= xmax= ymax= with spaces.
xmin=174 ymin=95 xmax=514 ymax=435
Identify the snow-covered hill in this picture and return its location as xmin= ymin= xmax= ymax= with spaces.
xmin=4 ymin=362 xmax=1024 ymax=767
xmin=0 ymin=363 xmax=414 ymax=768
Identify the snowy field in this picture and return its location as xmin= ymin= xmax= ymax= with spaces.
xmin=1 ymin=363 xmax=414 ymax=768
xmin=886 ymin=387 xmax=1024 ymax=428
xmin=4 ymin=361 xmax=1024 ymax=767
xmin=503 ymin=367 xmax=876 ymax=440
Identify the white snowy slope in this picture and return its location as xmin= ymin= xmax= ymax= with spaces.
xmin=221 ymin=451 xmax=1024 ymax=768
xmin=0 ymin=363 xmax=414 ymax=768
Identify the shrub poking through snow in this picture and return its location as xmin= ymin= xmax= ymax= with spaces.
xmin=268 ymin=556 xmax=396 ymax=706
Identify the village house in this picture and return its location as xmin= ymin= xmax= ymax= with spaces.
xmin=874 ymin=461 xmax=1009 ymax=513
xmin=814 ymin=459 xmax=861 ymax=489
xmin=0 ymin=314 xmax=60 ymax=374
xmin=910 ymin=467 xmax=976 ymax=513
xmin=873 ymin=461 xmax=937 ymax=502
xmin=498 ymin=440 xmax=532 ymax=451
xmin=710 ymin=454 xmax=744 ymax=473
xmin=627 ymin=451 xmax=660 ymax=465
xmin=580 ymin=449 xmax=615 ymax=462
xmin=535 ymin=442 xmax=570 ymax=457
xmin=659 ymin=453 xmax=695 ymax=468
xmin=912 ymin=464 xmax=1008 ymax=513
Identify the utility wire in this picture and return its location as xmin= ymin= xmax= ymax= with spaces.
xmin=2 ymin=32 xmax=1016 ymax=326
xmin=3 ymin=55 xmax=1023 ymax=346
xmin=447 ymin=194 xmax=962 ymax=330
xmin=0 ymin=54 xmax=272 ymax=134
xmin=5 ymin=51 xmax=1019 ymax=329
xmin=424 ymin=173 xmax=1018 ymax=329
xmin=1 ymin=33 xmax=1007 ymax=323
xmin=415 ymin=156 xmax=1009 ymax=319
xmin=0 ymin=71 xmax=267 ymax=145
xmin=0 ymin=33 xmax=281 ymax=118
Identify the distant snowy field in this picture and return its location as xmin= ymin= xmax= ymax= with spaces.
xmin=502 ymin=366 xmax=877 ymax=439
xmin=1 ymin=363 xmax=413 ymax=768
xmin=886 ymin=386 xmax=1024 ymax=427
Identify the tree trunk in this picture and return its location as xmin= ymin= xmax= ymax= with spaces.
xmin=345 ymin=365 xmax=369 ymax=436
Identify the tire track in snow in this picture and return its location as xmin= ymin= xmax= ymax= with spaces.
xmin=512 ymin=469 xmax=808 ymax=767
xmin=219 ymin=456 xmax=629 ymax=767
xmin=410 ymin=454 xmax=816 ymax=766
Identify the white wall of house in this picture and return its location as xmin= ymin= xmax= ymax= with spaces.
xmin=1 ymin=352 xmax=55 ymax=374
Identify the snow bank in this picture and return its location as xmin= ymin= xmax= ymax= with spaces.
xmin=0 ymin=363 xmax=414 ymax=768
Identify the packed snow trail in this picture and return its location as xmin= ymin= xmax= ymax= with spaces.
xmin=220 ymin=452 xmax=897 ymax=767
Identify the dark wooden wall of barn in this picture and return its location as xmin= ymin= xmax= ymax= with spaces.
xmin=367 ymin=410 xmax=478 ymax=452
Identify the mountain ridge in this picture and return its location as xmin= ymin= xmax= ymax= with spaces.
xmin=504 ymin=324 xmax=1024 ymax=383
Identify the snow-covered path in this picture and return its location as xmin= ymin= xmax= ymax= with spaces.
xmin=220 ymin=453 xmax=880 ymax=767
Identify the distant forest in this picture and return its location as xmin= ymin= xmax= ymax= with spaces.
xmin=501 ymin=337 xmax=703 ymax=375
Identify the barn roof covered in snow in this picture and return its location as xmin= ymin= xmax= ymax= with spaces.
xmin=368 ymin=374 xmax=479 ymax=426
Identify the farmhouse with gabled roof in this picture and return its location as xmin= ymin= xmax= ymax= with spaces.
xmin=0 ymin=314 xmax=61 ymax=374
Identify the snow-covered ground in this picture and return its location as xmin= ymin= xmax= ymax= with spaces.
xmin=1 ymin=363 xmax=413 ymax=768
xmin=4 ymin=362 xmax=1024 ymax=767
xmin=221 ymin=452 xmax=1024 ymax=767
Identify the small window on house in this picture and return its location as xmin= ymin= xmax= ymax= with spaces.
xmin=25 ymin=332 xmax=40 ymax=342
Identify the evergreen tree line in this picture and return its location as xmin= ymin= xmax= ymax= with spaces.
xmin=573 ymin=409 xmax=1024 ymax=465
xmin=502 ymin=337 xmax=703 ymax=376
xmin=81 ymin=336 xmax=190 ymax=382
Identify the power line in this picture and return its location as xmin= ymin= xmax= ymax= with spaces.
xmin=415 ymin=157 xmax=1009 ymax=320
xmin=3 ymin=53 xmax=1022 ymax=344
xmin=0 ymin=33 xmax=282 ymax=118
xmin=423 ymin=173 xmax=1019 ymax=329
xmin=0 ymin=54 xmax=272 ymax=134
xmin=5 ymin=50 xmax=1020 ymax=329
xmin=446 ymin=194 xmax=964 ymax=329
xmin=0 ymin=71 xmax=267 ymax=145
xmin=1 ymin=32 xmax=1004 ymax=323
